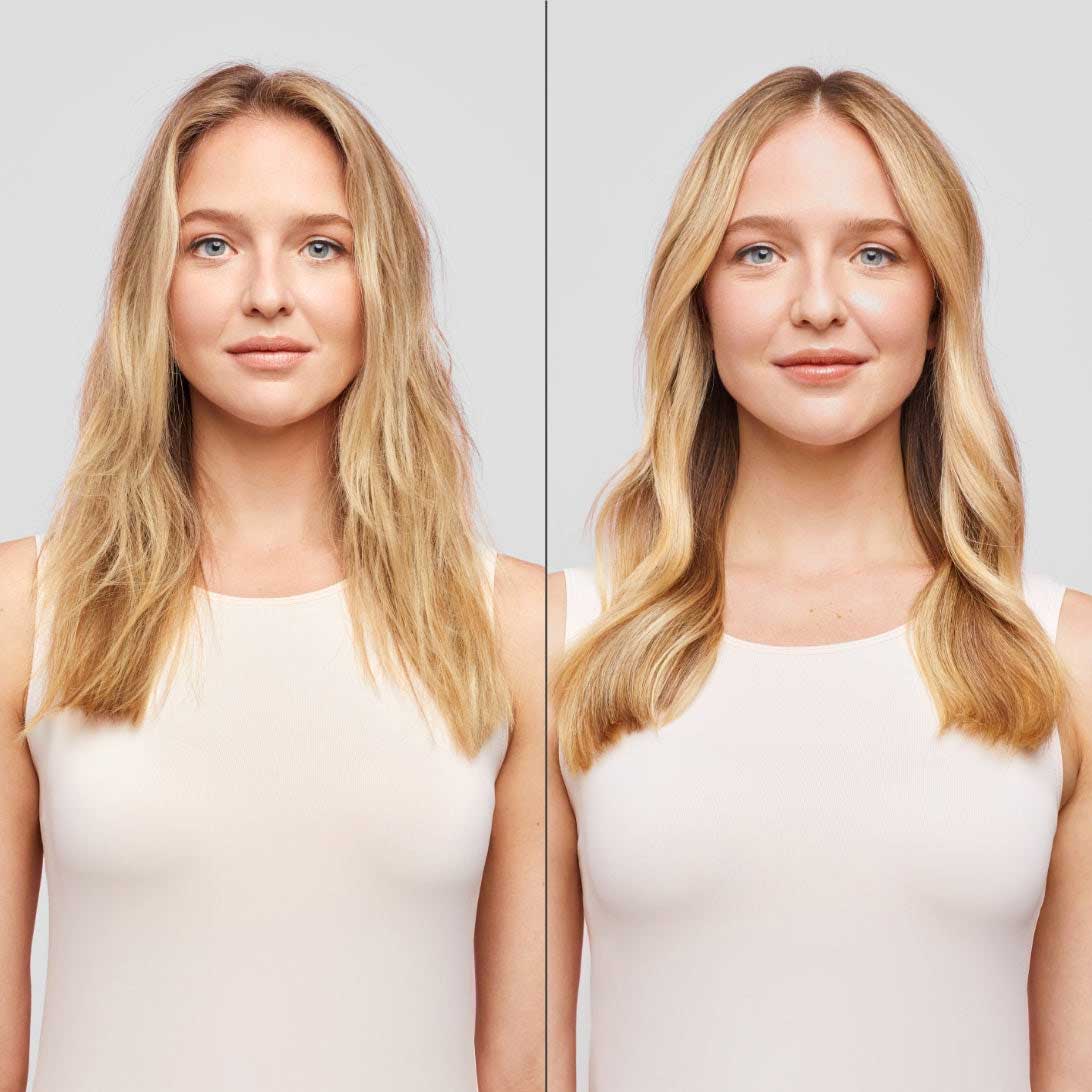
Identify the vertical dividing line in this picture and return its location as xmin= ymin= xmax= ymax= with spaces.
xmin=542 ymin=1 xmax=550 ymax=1089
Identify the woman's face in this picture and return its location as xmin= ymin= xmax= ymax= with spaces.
xmin=701 ymin=111 xmax=937 ymax=448
xmin=169 ymin=113 xmax=363 ymax=430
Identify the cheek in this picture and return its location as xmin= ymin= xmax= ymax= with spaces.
xmin=704 ymin=279 xmax=780 ymax=361
xmin=168 ymin=269 xmax=230 ymax=351
xmin=299 ymin=272 xmax=364 ymax=348
xmin=845 ymin=286 xmax=928 ymax=349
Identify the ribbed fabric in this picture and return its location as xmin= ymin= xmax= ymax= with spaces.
xmin=561 ymin=567 xmax=1065 ymax=1092
xmin=25 ymin=533 xmax=508 ymax=1092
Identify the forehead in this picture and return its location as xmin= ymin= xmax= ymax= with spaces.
xmin=731 ymin=111 xmax=902 ymax=224
xmin=177 ymin=113 xmax=348 ymax=216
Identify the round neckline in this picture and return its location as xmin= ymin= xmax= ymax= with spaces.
xmin=720 ymin=621 xmax=909 ymax=654
xmin=193 ymin=579 xmax=347 ymax=605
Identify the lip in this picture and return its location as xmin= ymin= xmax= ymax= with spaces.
xmin=226 ymin=335 xmax=312 ymax=354
xmin=773 ymin=349 xmax=869 ymax=367
xmin=230 ymin=349 xmax=310 ymax=371
xmin=772 ymin=348 xmax=869 ymax=386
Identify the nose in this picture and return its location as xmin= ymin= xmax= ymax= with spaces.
xmin=788 ymin=258 xmax=848 ymax=331
xmin=240 ymin=248 xmax=295 ymax=318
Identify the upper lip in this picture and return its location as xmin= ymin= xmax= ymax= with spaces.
xmin=226 ymin=336 xmax=312 ymax=353
xmin=773 ymin=348 xmax=869 ymax=367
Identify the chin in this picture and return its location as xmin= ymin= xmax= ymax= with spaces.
xmin=213 ymin=397 xmax=322 ymax=431
xmin=759 ymin=410 xmax=881 ymax=449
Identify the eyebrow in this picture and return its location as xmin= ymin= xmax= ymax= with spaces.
xmin=178 ymin=208 xmax=355 ymax=232
xmin=723 ymin=214 xmax=913 ymax=239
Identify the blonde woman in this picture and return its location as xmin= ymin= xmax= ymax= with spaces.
xmin=0 ymin=64 xmax=543 ymax=1090
xmin=547 ymin=68 xmax=1092 ymax=1090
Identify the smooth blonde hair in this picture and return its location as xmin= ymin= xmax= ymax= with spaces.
xmin=554 ymin=66 xmax=1069 ymax=772
xmin=22 ymin=62 xmax=510 ymax=756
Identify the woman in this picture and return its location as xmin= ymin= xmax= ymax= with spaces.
xmin=0 ymin=64 xmax=543 ymax=1090
xmin=547 ymin=67 xmax=1092 ymax=1091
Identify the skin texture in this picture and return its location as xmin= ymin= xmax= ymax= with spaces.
xmin=545 ymin=570 xmax=581 ymax=1092
xmin=475 ymin=556 xmax=546 ymax=1090
xmin=1 ymin=113 xmax=545 ymax=1090
xmin=701 ymin=111 xmax=937 ymax=450
xmin=1030 ymin=588 xmax=1092 ymax=1089
xmin=0 ymin=538 xmax=40 ymax=1092
xmin=547 ymin=111 xmax=1092 ymax=1089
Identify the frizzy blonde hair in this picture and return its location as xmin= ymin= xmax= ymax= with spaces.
xmin=21 ymin=61 xmax=510 ymax=755
xmin=553 ymin=66 xmax=1068 ymax=772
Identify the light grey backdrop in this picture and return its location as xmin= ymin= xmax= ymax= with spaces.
xmin=547 ymin=2 xmax=1092 ymax=1087
xmin=1 ymin=2 xmax=543 ymax=1086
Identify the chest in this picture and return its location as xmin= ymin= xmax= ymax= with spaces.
xmin=566 ymin=639 xmax=1061 ymax=928
xmin=28 ymin=602 xmax=505 ymax=893
xmin=721 ymin=564 xmax=933 ymax=646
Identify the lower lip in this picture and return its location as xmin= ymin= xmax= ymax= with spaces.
xmin=229 ymin=349 xmax=310 ymax=370
xmin=775 ymin=362 xmax=863 ymax=384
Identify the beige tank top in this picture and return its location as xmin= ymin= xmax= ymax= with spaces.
xmin=25 ymin=532 xmax=508 ymax=1091
xmin=561 ymin=566 xmax=1065 ymax=1092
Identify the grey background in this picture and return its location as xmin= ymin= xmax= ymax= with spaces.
xmin=1 ymin=2 xmax=543 ymax=1086
xmin=546 ymin=2 xmax=1091 ymax=1087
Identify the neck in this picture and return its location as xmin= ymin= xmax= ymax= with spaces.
xmin=723 ymin=405 xmax=929 ymax=574
xmin=188 ymin=390 xmax=340 ymax=555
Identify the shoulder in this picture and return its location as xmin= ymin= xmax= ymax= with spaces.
xmin=1056 ymin=585 xmax=1092 ymax=647
xmin=547 ymin=565 xmax=605 ymax=677
xmin=492 ymin=552 xmax=544 ymax=668
xmin=1057 ymin=585 xmax=1092 ymax=658
xmin=0 ymin=535 xmax=41 ymax=726
xmin=493 ymin=553 xmax=544 ymax=628
xmin=546 ymin=571 xmax=568 ymax=674
xmin=489 ymin=554 xmax=544 ymax=742
xmin=1055 ymin=585 xmax=1092 ymax=805
xmin=546 ymin=570 xmax=567 ymax=619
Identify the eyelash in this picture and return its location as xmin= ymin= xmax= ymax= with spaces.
xmin=734 ymin=244 xmax=900 ymax=269
xmin=187 ymin=236 xmax=346 ymax=262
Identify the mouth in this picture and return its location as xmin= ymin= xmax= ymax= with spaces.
xmin=225 ymin=336 xmax=313 ymax=372
xmin=772 ymin=349 xmax=869 ymax=385
xmin=776 ymin=360 xmax=863 ymax=383
xmin=228 ymin=348 xmax=311 ymax=371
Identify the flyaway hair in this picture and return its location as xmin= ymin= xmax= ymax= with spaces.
xmin=22 ymin=62 xmax=511 ymax=756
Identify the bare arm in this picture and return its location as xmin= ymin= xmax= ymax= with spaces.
xmin=1029 ymin=587 xmax=1092 ymax=1091
xmin=0 ymin=536 xmax=43 ymax=1092
xmin=475 ymin=554 xmax=546 ymax=1090
xmin=546 ymin=571 xmax=583 ymax=1092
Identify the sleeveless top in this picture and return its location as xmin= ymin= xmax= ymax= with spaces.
xmin=561 ymin=566 xmax=1066 ymax=1092
xmin=25 ymin=532 xmax=509 ymax=1092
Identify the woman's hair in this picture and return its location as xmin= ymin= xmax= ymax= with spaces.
xmin=554 ymin=66 xmax=1069 ymax=772
xmin=21 ymin=62 xmax=511 ymax=756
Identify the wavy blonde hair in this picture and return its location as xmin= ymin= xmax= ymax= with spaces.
xmin=554 ymin=66 xmax=1068 ymax=772
xmin=21 ymin=62 xmax=510 ymax=756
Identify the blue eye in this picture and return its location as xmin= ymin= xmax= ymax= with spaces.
xmin=734 ymin=244 xmax=900 ymax=269
xmin=191 ymin=237 xmax=229 ymax=258
xmin=737 ymin=245 xmax=777 ymax=266
xmin=857 ymin=246 xmax=898 ymax=268
xmin=186 ymin=236 xmax=346 ymax=261
xmin=305 ymin=239 xmax=345 ymax=261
